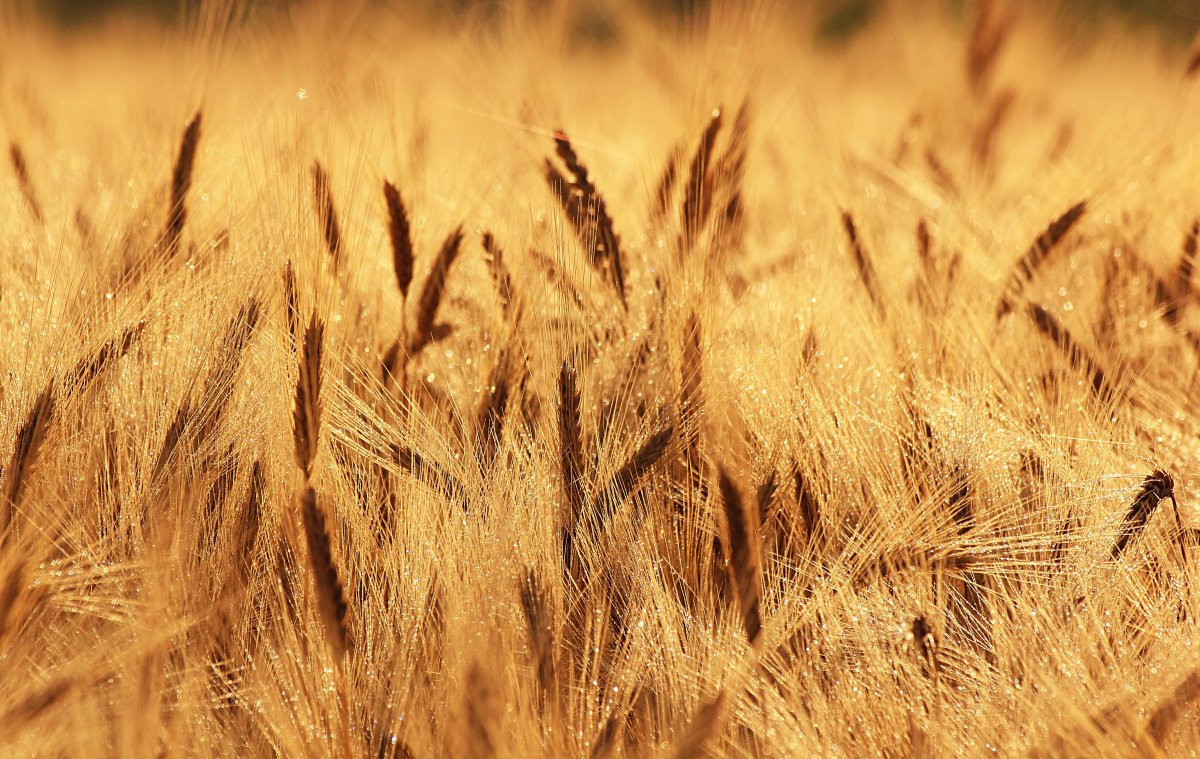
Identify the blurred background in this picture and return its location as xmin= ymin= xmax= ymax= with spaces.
xmin=31 ymin=0 xmax=1200 ymax=41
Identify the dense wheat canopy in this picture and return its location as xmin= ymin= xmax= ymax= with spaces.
xmin=3 ymin=0 xmax=1200 ymax=755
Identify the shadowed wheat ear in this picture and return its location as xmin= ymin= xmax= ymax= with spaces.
xmin=408 ymin=225 xmax=463 ymax=357
xmin=912 ymin=614 xmax=938 ymax=680
xmin=151 ymin=399 xmax=192 ymax=486
xmin=916 ymin=219 xmax=932 ymax=272
xmin=545 ymin=132 xmax=626 ymax=305
xmin=481 ymin=232 xmax=514 ymax=320
xmin=234 ymin=461 xmax=264 ymax=587
xmin=393 ymin=444 xmax=471 ymax=513
xmin=147 ymin=301 xmax=254 ymax=489
xmin=0 ymin=559 xmax=45 ymax=647
xmin=293 ymin=314 xmax=324 ymax=481
xmin=558 ymin=358 xmax=587 ymax=571
xmin=1175 ymin=219 xmax=1198 ymax=295
xmin=1111 ymin=470 xmax=1175 ymax=560
xmin=194 ymin=300 xmax=260 ymax=443
xmin=793 ymin=464 xmax=821 ymax=548
xmin=162 ymin=111 xmax=201 ymax=259
xmin=383 ymin=180 xmax=414 ymax=299
xmin=996 ymin=201 xmax=1087 ymax=319
xmin=587 ymin=702 xmax=628 ymax=759
xmin=681 ymin=108 xmax=723 ymax=256
xmin=1147 ymin=668 xmax=1200 ymax=745
xmin=282 ymin=260 xmax=299 ymax=349
xmin=1027 ymin=303 xmax=1115 ymax=404
xmin=974 ymin=88 xmax=1014 ymax=168
xmin=298 ymin=486 xmax=348 ymax=661
xmin=464 ymin=661 xmax=498 ymax=759
xmin=842 ymin=211 xmax=884 ymax=316
xmin=312 ymin=161 xmax=342 ymax=271
xmin=1187 ymin=29 xmax=1200 ymax=78
xmin=715 ymin=99 xmax=750 ymax=228
xmin=518 ymin=569 xmax=557 ymax=713
xmin=756 ymin=468 xmax=777 ymax=527
xmin=64 ymin=321 xmax=146 ymax=395
xmin=718 ymin=468 xmax=763 ymax=647
xmin=652 ymin=142 xmax=682 ymax=224
xmin=8 ymin=143 xmax=42 ymax=224
xmin=476 ymin=350 xmax=511 ymax=474
xmin=671 ymin=691 xmax=726 ymax=759
xmin=966 ymin=0 xmax=1013 ymax=96
xmin=0 ymin=677 xmax=75 ymax=738
xmin=592 ymin=426 xmax=673 ymax=529
xmin=2 ymin=385 xmax=56 ymax=539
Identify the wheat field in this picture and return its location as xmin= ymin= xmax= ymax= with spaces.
xmin=3 ymin=0 xmax=1200 ymax=756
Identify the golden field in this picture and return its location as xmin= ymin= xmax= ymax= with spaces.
xmin=2 ymin=0 xmax=1200 ymax=755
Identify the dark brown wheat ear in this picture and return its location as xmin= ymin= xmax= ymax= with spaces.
xmin=64 ymin=321 xmax=146 ymax=395
xmin=193 ymin=300 xmax=260 ymax=444
xmin=464 ymin=661 xmax=499 ymax=759
xmin=1175 ymin=219 xmax=1199 ymax=296
xmin=996 ymin=201 xmax=1087 ymax=319
xmin=1146 ymin=668 xmax=1200 ymax=745
xmin=298 ymin=486 xmax=348 ymax=661
xmin=234 ymin=461 xmax=265 ymax=588
xmin=383 ymin=180 xmax=414 ymax=300
xmin=408 ymin=225 xmax=463 ymax=357
xmin=151 ymin=398 xmax=192 ymax=486
xmin=652 ymin=142 xmax=682 ymax=224
xmin=1 ymin=385 xmax=56 ymax=539
xmin=670 ymin=691 xmax=726 ymax=759
xmin=476 ymin=350 xmax=511 ymax=474
xmin=558 ymin=358 xmax=587 ymax=571
xmin=293 ymin=314 xmax=325 ymax=481
xmin=0 ymin=559 xmax=30 ymax=645
xmin=842 ymin=211 xmax=884 ymax=316
xmin=518 ymin=569 xmax=557 ymax=714
xmin=912 ymin=615 xmax=938 ymax=680
xmin=393 ymin=444 xmax=471 ymax=514
xmin=966 ymin=0 xmax=1013 ymax=96
xmin=717 ymin=468 xmax=763 ymax=647
xmin=1111 ymin=470 xmax=1174 ymax=559
xmin=481 ymin=232 xmax=514 ymax=320
xmin=282 ymin=260 xmax=299 ymax=351
xmin=1027 ymin=303 xmax=1116 ymax=404
xmin=756 ymin=468 xmax=778 ymax=527
xmin=587 ymin=701 xmax=629 ymax=759
xmin=794 ymin=464 xmax=821 ymax=549
xmin=715 ymin=99 xmax=751 ymax=222
xmin=162 ymin=111 xmax=202 ymax=259
xmin=592 ymin=425 xmax=673 ymax=530
xmin=9 ymin=143 xmax=43 ymax=224
xmin=1187 ymin=29 xmax=1200 ymax=78
xmin=680 ymin=108 xmax=723 ymax=256
xmin=973 ymin=88 xmax=1015 ymax=168
xmin=312 ymin=161 xmax=343 ymax=272
xmin=544 ymin=132 xmax=626 ymax=305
